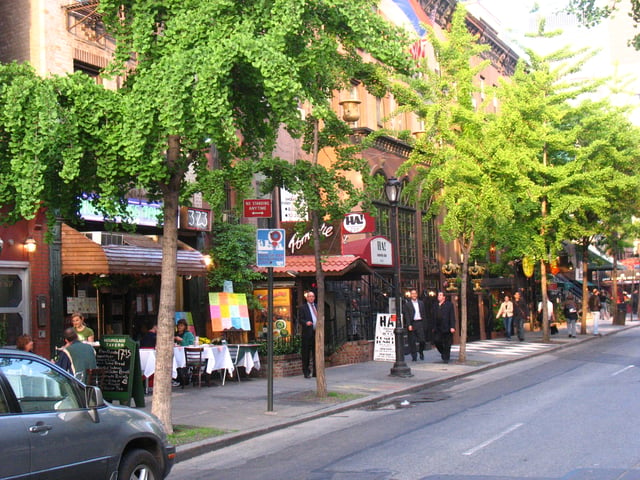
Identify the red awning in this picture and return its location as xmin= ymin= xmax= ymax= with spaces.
xmin=255 ymin=255 xmax=372 ymax=278
xmin=342 ymin=236 xmax=393 ymax=267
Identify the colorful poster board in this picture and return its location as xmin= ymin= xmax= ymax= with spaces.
xmin=253 ymin=288 xmax=292 ymax=339
xmin=209 ymin=293 xmax=251 ymax=331
xmin=373 ymin=313 xmax=397 ymax=362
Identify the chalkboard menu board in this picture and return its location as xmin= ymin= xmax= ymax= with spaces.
xmin=97 ymin=335 xmax=144 ymax=407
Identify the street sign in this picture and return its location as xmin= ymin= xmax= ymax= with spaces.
xmin=244 ymin=199 xmax=272 ymax=218
xmin=256 ymin=229 xmax=286 ymax=267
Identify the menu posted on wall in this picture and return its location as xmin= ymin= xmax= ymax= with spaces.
xmin=96 ymin=335 xmax=144 ymax=407
xmin=373 ymin=313 xmax=398 ymax=362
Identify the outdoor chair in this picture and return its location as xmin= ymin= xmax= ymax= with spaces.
xmin=225 ymin=344 xmax=241 ymax=383
xmin=85 ymin=368 xmax=106 ymax=390
xmin=184 ymin=347 xmax=208 ymax=387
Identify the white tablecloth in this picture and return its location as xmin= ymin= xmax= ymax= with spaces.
xmin=139 ymin=345 xmax=234 ymax=379
xmin=233 ymin=345 xmax=261 ymax=374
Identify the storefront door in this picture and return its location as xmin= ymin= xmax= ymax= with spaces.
xmin=0 ymin=263 xmax=30 ymax=346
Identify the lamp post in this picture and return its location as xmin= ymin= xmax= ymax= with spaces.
xmin=386 ymin=177 xmax=412 ymax=377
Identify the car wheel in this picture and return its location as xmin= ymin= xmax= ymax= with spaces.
xmin=118 ymin=448 xmax=161 ymax=480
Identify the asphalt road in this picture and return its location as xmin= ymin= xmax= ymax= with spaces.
xmin=169 ymin=328 xmax=640 ymax=479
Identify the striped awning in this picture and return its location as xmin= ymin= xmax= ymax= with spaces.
xmin=61 ymin=224 xmax=207 ymax=276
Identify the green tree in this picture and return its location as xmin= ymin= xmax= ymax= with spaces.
xmin=92 ymin=0 xmax=411 ymax=427
xmin=393 ymin=5 xmax=513 ymax=362
xmin=489 ymin=39 xmax=640 ymax=340
xmin=207 ymin=222 xmax=264 ymax=304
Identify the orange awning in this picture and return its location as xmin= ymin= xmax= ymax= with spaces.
xmin=61 ymin=224 xmax=207 ymax=276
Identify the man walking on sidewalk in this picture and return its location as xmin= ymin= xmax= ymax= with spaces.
xmin=433 ymin=291 xmax=456 ymax=363
xmin=403 ymin=289 xmax=428 ymax=361
xmin=589 ymin=289 xmax=601 ymax=335
xmin=513 ymin=291 xmax=529 ymax=342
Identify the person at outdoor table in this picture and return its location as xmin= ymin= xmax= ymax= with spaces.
xmin=140 ymin=322 xmax=157 ymax=348
xmin=56 ymin=327 xmax=97 ymax=382
xmin=16 ymin=334 xmax=34 ymax=352
xmin=71 ymin=312 xmax=95 ymax=343
xmin=174 ymin=319 xmax=195 ymax=346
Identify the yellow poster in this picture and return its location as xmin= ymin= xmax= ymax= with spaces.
xmin=253 ymin=288 xmax=292 ymax=339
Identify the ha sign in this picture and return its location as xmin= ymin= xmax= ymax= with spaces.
xmin=342 ymin=212 xmax=376 ymax=234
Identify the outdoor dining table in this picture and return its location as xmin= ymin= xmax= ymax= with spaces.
xmin=139 ymin=344 xmax=234 ymax=380
xmin=231 ymin=344 xmax=261 ymax=375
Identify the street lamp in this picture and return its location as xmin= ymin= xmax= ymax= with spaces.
xmin=386 ymin=177 xmax=412 ymax=377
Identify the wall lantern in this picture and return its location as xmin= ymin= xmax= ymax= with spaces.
xmin=24 ymin=236 xmax=36 ymax=253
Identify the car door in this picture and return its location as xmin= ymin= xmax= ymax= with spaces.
xmin=0 ymin=355 xmax=111 ymax=480
xmin=0 ymin=375 xmax=31 ymax=479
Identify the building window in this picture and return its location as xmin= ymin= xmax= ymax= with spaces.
xmin=73 ymin=60 xmax=102 ymax=85
xmin=421 ymin=214 xmax=438 ymax=274
xmin=376 ymin=97 xmax=384 ymax=128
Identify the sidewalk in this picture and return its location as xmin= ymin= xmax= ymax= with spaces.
xmin=143 ymin=318 xmax=640 ymax=462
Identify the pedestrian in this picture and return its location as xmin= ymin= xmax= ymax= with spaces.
xmin=512 ymin=291 xmax=529 ymax=342
xmin=56 ymin=327 xmax=97 ymax=382
xmin=16 ymin=333 xmax=34 ymax=352
xmin=563 ymin=294 xmax=579 ymax=338
xmin=403 ymin=289 xmax=428 ymax=361
xmin=297 ymin=291 xmax=317 ymax=378
xmin=495 ymin=294 xmax=514 ymax=340
xmin=432 ymin=291 xmax=456 ymax=364
xmin=588 ymin=289 xmax=601 ymax=335
xmin=537 ymin=298 xmax=554 ymax=330
xmin=599 ymin=290 xmax=611 ymax=322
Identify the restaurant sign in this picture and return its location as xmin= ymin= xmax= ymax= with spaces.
xmin=284 ymin=222 xmax=340 ymax=255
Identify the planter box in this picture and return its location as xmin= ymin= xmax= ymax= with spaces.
xmin=255 ymin=340 xmax=375 ymax=378
xmin=256 ymin=353 xmax=302 ymax=378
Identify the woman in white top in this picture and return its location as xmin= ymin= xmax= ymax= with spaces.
xmin=496 ymin=295 xmax=514 ymax=340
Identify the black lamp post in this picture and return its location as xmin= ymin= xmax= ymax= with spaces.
xmin=386 ymin=177 xmax=412 ymax=377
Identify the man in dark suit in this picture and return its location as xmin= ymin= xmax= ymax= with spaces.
xmin=402 ymin=289 xmax=428 ymax=361
xmin=433 ymin=291 xmax=456 ymax=363
xmin=297 ymin=291 xmax=317 ymax=378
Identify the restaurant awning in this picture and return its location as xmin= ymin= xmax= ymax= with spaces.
xmin=255 ymin=254 xmax=373 ymax=278
xmin=61 ymin=224 xmax=208 ymax=276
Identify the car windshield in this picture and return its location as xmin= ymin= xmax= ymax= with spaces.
xmin=0 ymin=357 xmax=82 ymax=412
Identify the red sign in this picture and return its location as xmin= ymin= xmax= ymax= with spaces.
xmin=243 ymin=199 xmax=272 ymax=218
xmin=342 ymin=212 xmax=376 ymax=234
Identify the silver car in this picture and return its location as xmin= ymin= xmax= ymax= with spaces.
xmin=0 ymin=348 xmax=175 ymax=479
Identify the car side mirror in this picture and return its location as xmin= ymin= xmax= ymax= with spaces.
xmin=86 ymin=386 xmax=105 ymax=423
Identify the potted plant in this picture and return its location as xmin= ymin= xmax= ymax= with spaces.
xmin=92 ymin=276 xmax=113 ymax=293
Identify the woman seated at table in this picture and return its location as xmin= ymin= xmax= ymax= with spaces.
xmin=174 ymin=319 xmax=195 ymax=346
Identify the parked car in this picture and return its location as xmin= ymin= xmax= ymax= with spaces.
xmin=0 ymin=348 xmax=175 ymax=479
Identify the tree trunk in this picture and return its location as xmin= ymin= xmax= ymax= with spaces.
xmin=457 ymin=238 xmax=472 ymax=363
xmin=310 ymin=117 xmax=327 ymax=397
xmin=151 ymin=135 xmax=183 ymax=434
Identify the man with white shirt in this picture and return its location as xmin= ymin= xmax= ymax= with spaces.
xmin=297 ymin=291 xmax=318 ymax=378
xmin=402 ymin=289 xmax=428 ymax=361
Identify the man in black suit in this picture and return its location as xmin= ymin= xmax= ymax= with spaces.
xmin=402 ymin=289 xmax=428 ymax=361
xmin=433 ymin=291 xmax=456 ymax=363
xmin=297 ymin=291 xmax=317 ymax=378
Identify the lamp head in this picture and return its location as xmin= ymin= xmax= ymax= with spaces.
xmin=384 ymin=177 xmax=402 ymax=205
